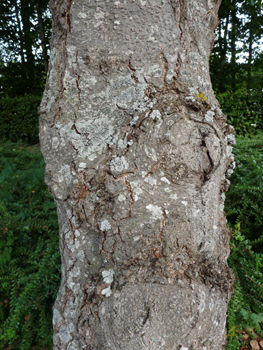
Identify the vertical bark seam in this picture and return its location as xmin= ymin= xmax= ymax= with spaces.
xmin=67 ymin=0 xmax=72 ymax=32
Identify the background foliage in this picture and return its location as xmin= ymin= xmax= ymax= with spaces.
xmin=0 ymin=142 xmax=60 ymax=349
xmin=225 ymin=134 xmax=263 ymax=349
xmin=216 ymin=89 xmax=263 ymax=135
xmin=0 ymin=0 xmax=51 ymax=97
xmin=0 ymin=95 xmax=41 ymax=144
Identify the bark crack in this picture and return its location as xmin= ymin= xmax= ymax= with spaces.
xmin=122 ymin=175 xmax=134 ymax=218
xmin=66 ymin=0 xmax=72 ymax=32
xmin=142 ymin=162 xmax=160 ymax=180
xmin=99 ymin=231 xmax=107 ymax=254
xmin=158 ymin=48 xmax=169 ymax=88
xmin=72 ymin=122 xmax=81 ymax=135
xmin=75 ymin=76 xmax=81 ymax=103
xmin=68 ymin=218 xmax=76 ymax=244
xmin=128 ymin=58 xmax=139 ymax=84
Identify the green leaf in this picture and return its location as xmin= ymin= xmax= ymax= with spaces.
xmin=0 ymin=247 xmax=12 ymax=265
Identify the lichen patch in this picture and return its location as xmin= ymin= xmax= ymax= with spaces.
xmin=100 ymin=220 xmax=111 ymax=231
xmin=146 ymin=204 xmax=162 ymax=220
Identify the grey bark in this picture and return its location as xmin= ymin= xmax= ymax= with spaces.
xmin=39 ymin=0 xmax=235 ymax=349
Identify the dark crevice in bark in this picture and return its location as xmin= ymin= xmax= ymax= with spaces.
xmin=158 ymin=49 xmax=169 ymax=87
xmin=99 ymin=231 xmax=107 ymax=254
xmin=128 ymin=59 xmax=139 ymax=84
xmin=142 ymin=162 xmax=160 ymax=180
xmin=72 ymin=123 xmax=81 ymax=134
xmin=200 ymin=139 xmax=214 ymax=183
xmin=174 ymin=53 xmax=182 ymax=79
xmin=68 ymin=218 xmax=76 ymax=243
xmin=75 ymin=76 xmax=81 ymax=102
xmin=141 ymin=305 xmax=151 ymax=326
xmin=122 ymin=176 xmax=134 ymax=218
xmin=67 ymin=0 xmax=72 ymax=32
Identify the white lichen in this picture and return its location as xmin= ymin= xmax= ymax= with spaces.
xmin=59 ymin=165 xmax=73 ymax=187
xmin=146 ymin=204 xmax=162 ymax=220
xmin=170 ymin=193 xmax=178 ymax=200
xmin=101 ymin=286 xmax=112 ymax=297
xmin=118 ymin=193 xmax=126 ymax=202
xmin=100 ymin=220 xmax=111 ymax=231
xmin=130 ymin=115 xmax=139 ymax=125
xmin=144 ymin=175 xmax=157 ymax=186
xmin=225 ymin=134 xmax=236 ymax=145
xmin=185 ymin=96 xmax=195 ymax=102
xmin=102 ymin=269 xmax=115 ymax=284
xmin=164 ymin=188 xmax=171 ymax=192
xmin=110 ymin=156 xmax=129 ymax=173
xmin=130 ymin=181 xmax=143 ymax=201
xmin=204 ymin=110 xmax=215 ymax=123
xmin=226 ymin=169 xmax=233 ymax=178
xmin=161 ymin=177 xmax=170 ymax=184
xmin=77 ymin=250 xmax=85 ymax=263
xmin=150 ymin=109 xmax=162 ymax=121
xmin=53 ymin=308 xmax=62 ymax=325
xmin=144 ymin=146 xmax=158 ymax=161
xmin=226 ymin=145 xmax=233 ymax=157
xmin=166 ymin=69 xmax=174 ymax=83
xmin=58 ymin=323 xmax=74 ymax=343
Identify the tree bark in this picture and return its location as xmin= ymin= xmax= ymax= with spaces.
xmin=39 ymin=0 xmax=235 ymax=349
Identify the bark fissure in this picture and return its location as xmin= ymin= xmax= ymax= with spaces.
xmin=66 ymin=0 xmax=72 ymax=32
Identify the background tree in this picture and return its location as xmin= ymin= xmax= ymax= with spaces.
xmin=210 ymin=0 xmax=263 ymax=93
xmin=40 ymin=0 xmax=235 ymax=349
xmin=0 ymin=0 xmax=51 ymax=97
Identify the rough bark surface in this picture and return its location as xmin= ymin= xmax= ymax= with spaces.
xmin=39 ymin=0 xmax=235 ymax=349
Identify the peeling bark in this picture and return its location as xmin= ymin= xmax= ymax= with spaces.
xmin=39 ymin=0 xmax=235 ymax=349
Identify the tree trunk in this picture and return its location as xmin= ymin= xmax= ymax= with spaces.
xmin=21 ymin=0 xmax=35 ymax=87
xmin=230 ymin=0 xmax=236 ymax=91
xmin=36 ymin=1 xmax=49 ymax=74
xmin=39 ymin=0 xmax=235 ymax=349
xmin=218 ymin=10 xmax=230 ymax=92
xmin=247 ymin=25 xmax=252 ymax=90
xmin=14 ymin=0 xmax=26 ymax=82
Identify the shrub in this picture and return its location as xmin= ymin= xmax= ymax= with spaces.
xmin=0 ymin=95 xmax=41 ymax=144
xmin=0 ymin=141 xmax=60 ymax=350
xmin=217 ymin=89 xmax=263 ymax=135
xmin=225 ymin=133 xmax=263 ymax=349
